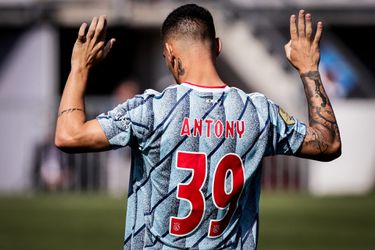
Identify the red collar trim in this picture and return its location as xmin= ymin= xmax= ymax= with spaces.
xmin=183 ymin=81 xmax=228 ymax=89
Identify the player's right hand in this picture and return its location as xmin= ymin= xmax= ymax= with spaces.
xmin=71 ymin=15 xmax=115 ymax=70
xmin=284 ymin=10 xmax=322 ymax=74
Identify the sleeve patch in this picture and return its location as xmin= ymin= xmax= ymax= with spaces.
xmin=279 ymin=107 xmax=295 ymax=126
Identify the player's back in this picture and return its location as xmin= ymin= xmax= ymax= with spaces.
xmin=98 ymin=82 xmax=305 ymax=249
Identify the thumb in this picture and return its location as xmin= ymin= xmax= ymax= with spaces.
xmin=284 ymin=40 xmax=292 ymax=59
xmin=103 ymin=38 xmax=116 ymax=58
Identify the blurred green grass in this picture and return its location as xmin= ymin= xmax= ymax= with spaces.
xmin=0 ymin=193 xmax=374 ymax=250
xmin=258 ymin=193 xmax=375 ymax=250
xmin=0 ymin=194 xmax=125 ymax=250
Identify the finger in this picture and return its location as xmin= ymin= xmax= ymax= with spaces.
xmin=101 ymin=16 xmax=108 ymax=40
xmin=92 ymin=41 xmax=105 ymax=54
xmin=298 ymin=9 xmax=305 ymax=38
xmin=305 ymin=13 xmax=312 ymax=40
xmin=86 ymin=16 xmax=98 ymax=40
xmin=290 ymin=15 xmax=298 ymax=41
xmin=77 ymin=23 xmax=88 ymax=42
xmin=95 ymin=15 xmax=107 ymax=40
xmin=313 ymin=21 xmax=323 ymax=46
xmin=103 ymin=38 xmax=116 ymax=58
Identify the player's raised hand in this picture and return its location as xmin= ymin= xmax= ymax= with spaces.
xmin=284 ymin=10 xmax=322 ymax=74
xmin=71 ymin=15 xmax=116 ymax=70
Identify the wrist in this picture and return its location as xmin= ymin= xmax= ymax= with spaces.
xmin=298 ymin=67 xmax=319 ymax=75
xmin=69 ymin=64 xmax=90 ymax=91
xmin=71 ymin=63 xmax=90 ymax=75
xmin=300 ymin=70 xmax=320 ymax=81
xmin=298 ymin=69 xmax=319 ymax=76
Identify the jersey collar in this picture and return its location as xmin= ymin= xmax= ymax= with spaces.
xmin=181 ymin=82 xmax=230 ymax=92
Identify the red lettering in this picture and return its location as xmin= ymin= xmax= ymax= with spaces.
xmin=180 ymin=117 xmax=191 ymax=136
xmin=236 ymin=120 xmax=245 ymax=138
xmin=181 ymin=118 xmax=245 ymax=138
xmin=205 ymin=119 xmax=214 ymax=137
xmin=225 ymin=121 xmax=235 ymax=138
xmin=214 ymin=121 xmax=224 ymax=138
xmin=193 ymin=119 xmax=203 ymax=137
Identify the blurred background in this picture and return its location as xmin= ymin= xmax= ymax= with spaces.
xmin=0 ymin=0 xmax=374 ymax=249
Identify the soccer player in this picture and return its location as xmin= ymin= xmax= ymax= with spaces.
xmin=55 ymin=4 xmax=341 ymax=249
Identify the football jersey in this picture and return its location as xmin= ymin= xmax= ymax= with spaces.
xmin=97 ymin=82 xmax=306 ymax=250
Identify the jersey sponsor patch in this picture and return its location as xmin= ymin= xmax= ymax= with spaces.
xmin=279 ymin=107 xmax=295 ymax=125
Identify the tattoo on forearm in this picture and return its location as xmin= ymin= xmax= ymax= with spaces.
xmin=301 ymin=71 xmax=327 ymax=107
xmin=314 ymin=80 xmax=328 ymax=107
xmin=300 ymin=71 xmax=341 ymax=154
xmin=58 ymin=108 xmax=84 ymax=117
xmin=300 ymin=71 xmax=320 ymax=79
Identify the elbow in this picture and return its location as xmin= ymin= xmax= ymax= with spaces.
xmin=55 ymin=133 xmax=69 ymax=151
xmin=331 ymin=140 xmax=342 ymax=160
xmin=321 ymin=140 xmax=342 ymax=162
xmin=54 ymin=132 xmax=77 ymax=153
xmin=55 ymin=135 xmax=65 ymax=150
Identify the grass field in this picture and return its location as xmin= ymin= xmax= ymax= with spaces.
xmin=0 ymin=193 xmax=374 ymax=250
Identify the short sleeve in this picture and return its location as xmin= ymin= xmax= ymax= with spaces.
xmin=266 ymin=99 xmax=306 ymax=156
xmin=96 ymin=95 xmax=151 ymax=148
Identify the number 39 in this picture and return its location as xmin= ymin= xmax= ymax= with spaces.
xmin=169 ymin=151 xmax=245 ymax=238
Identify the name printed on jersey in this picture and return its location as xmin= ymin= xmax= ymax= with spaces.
xmin=180 ymin=117 xmax=245 ymax=138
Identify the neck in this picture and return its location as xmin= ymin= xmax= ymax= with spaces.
xmin=176 ymin=49 xmax=225 ymax=87
xmin=170 ymin=39 xmax=225 ymax=86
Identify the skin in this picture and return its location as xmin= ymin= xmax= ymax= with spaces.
xmin=55 ymin=11 xmax=341 ymax=162
xmin=163 ymin=37 xmax=224 ymax=86
xmin=284 ymin=10 xmax=341 ymax=161
xmin=55 ymin=16 xmax=112 ymax=152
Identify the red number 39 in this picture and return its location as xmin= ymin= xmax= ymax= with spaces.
xmin=169 ymin=151 xmax=245 ymax=238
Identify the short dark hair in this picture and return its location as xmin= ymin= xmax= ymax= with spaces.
xmin=161 ymin=4 xmax=216 ymax=53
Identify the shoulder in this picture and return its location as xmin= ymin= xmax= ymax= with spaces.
xmin=227 ymin=87 xmax=267 ymax=101
xmin=247 ymin=92 xmax=278 ymax=111
xmin=119 ymin=85 xmax=176 ymax=109
xmin=247 ymin=92 xmax=268 ymax=102
xmin=241 ymin=91 xmax=275 ymax=127
xmin=221 ymin=87 xmax=273 ymax=111
xmin=140 ymin=84 xmax=180 ymax=100
xmin=227 ymin=88 xmax=270 ymax=107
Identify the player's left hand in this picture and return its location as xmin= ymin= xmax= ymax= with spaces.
xmin=71 ymin=15 xmax=115 ymax=70
xmin=284 ymin=10 xmax=322 ymax=74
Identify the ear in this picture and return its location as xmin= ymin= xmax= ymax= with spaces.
xmin=215 ymin=37 xmax=222 ymax=57
xmin=164 ymin=42 xmax=175 ymax=67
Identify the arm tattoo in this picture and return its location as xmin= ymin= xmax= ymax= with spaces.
xmin=304 ymin=127 xmax=328 ymax=153
xmin=301 ymin=71 xmax=327 ymax=107
xmin=58 ymin=108 xmax=84 ymax=117
xmin=300 ymin=71 xmax=341 ymax=155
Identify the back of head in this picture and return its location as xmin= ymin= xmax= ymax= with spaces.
xmin=161 ymin=4 xmax=216 ymax=55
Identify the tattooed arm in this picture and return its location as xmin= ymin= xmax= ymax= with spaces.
xmin=298 ymin=70 xmax=341 ymax=161
xmin=285 ymin=10 xmax=341 ymax=161
xmin=55 ymin=16 xmax=115 ymax=152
